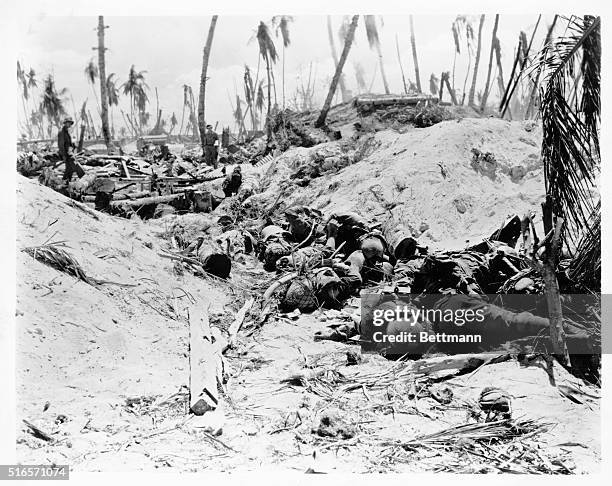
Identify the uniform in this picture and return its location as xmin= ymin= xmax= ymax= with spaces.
xmin=58 ymin=123 xmax=84 ymax=181
xmin=203 ymin=128 xmax=219 ymax=168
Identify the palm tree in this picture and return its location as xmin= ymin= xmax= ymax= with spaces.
xmin=327 ymin=16 xmax=350 ymax=102
xmin=409 ymin=15 xmax=422 ymax=92
xmin=364 ymin=15 xmax=390 ymax=94
xmin=479 ymin=14 xmax=499 ymax=112
xmin=84 ymin=59 xmax=101 ymax=114
xmin=531 ymin=15 xmax=600 ymax=361
xmin=452 ymin=16 xmax=475 ymax=104
xmin=316 ymin=15 xmax=359 ymax=127
xmin=243 ymin=65 xmax=258 ymax=131
xmin=169 ymin=112 xmax=178 ymax=135
xmin=121 ymin=65 xmax=148 ymax=135
xmin=77 ymin=100 xmax=89 ymax=149
xmin=256 ymin=21 xmax=278 ymax=139
xmin=198 ymin=15 xmax=218 ymax=150
xmin=179 ymin=84 xmax=189 ymax=136
xmin=40 ymin=74 xmax=68 ymax=136
xmin=17 ymin=62 xmax=32 ymax=138
xmin=256 ymin=81 xmax=265 ymax=121
xmin=354 ymin=62 xmax=367 ymax=94
xmin=232 ymin=95 xmax=244 ymax=136
xmin=429 ymin=73 xmax=440 ymax=96
xmin=273 ymin=15 xmax=294 ymax=108
xmin=468 ymin=14 xmax=486 ymax=107
xmin=106 ymin=74 xmax=120 ymax=138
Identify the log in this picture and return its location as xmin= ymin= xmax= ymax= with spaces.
xmin=83 ymin=190 xmax=152 ymax=202
xmin=410 ymin=353 xmax=511 ymax=376
xmin=354 ymin=95 xmax=438 ymax=108
xmin=68 ymin=171 xmax=98 ymax=193
xmin=22 ymin=419 xmax=54 ymax=442
xmin=227 ymin=298 xmax=255 ymax=349
xmin=121 ymin=159 xmax=132 ymax=179
xmin=189 ymin=304 xmax=220 ymax=415
xmin=110 ymin=193 xmax=185 ymax=208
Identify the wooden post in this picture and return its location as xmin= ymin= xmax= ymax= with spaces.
xmin=189 ymin=304 xmax=219 ymax=415
xmin=540 ymin=198 xmax=569 ymax=365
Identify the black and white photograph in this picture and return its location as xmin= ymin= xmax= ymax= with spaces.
xmin=2 ymin=1 xmax=606 ymax=479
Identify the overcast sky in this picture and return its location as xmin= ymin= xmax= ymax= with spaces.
xmin=17 ymin=14 xmax=553 ymax=134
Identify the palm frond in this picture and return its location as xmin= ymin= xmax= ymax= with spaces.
xmin=233 ymin=95 xmax=243 ymax=124
xmin=568 ymin=200 xmax=600 ymax=291
xmin=257 ymin=21 xmax=278 ymax=63
xmin=535 ymin=15 xmax=600 ymax=244
xmin=79 ymin=100 xmax=88 ymax=122
xmin=244 ymin=65 xmax=254 ymax=105
xmin=580 ymin=15 xmax=600 ymax=157
xmin=84 ymin=59 xmax=98 ymax=84
xmin=106 ymin=74 xmax=120 ymax=106
xmin=272 ymin=15 xmax=293 ymax=47
xmin=256 ymin=81 xmax=265 ymax=112
xmin=452 ymin=22 xmax=461 ymax=54
xmin=429 ymin=73 xmax=440 ymax=96
xmin=27 ymin=68 xmax=38 ymax=88
xmin=364 ymin=15 xmax=380 ymax=48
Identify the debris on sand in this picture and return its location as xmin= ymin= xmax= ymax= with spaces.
xmin=22 ymin=242 xmax=96 ymax=285
xmin=312 ymin=409 xmax=357 ymax=439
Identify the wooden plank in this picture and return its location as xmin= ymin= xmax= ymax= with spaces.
xmin=110 ymin=193 xmax=184 ymax=208
xmin=227 ymin=298 xmax=255 ymax=349
xmin=189 ymin=304 xmax=219 ymax=414
xmin=121 ymin=159 xmax=132 ymax=179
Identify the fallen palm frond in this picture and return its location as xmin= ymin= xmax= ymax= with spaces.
xmin=399 ymin=418 xmax=550 ymax=447
xmin=381 ymin=418 xmax=570 ymax=474
xmin=568 ymin=200 xmax=600 ymax=292
xmin=22 ymin=242 xmax=95 ymax=285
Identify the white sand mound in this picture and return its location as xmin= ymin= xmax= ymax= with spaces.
xmin=260 ymin=117 xmax=546 ymax=249
xmin=15 ymin=175 xmax=228 ymax=467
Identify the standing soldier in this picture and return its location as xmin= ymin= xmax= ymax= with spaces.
xmin=203 ymin=124 xmax=219 ymax=168
xmin=57 ymin=117 xmax=84 ymax=182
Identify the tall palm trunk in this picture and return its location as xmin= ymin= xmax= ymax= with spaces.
xmin=409 ymin=15 xmax=422 ymax=92
xmin=376 ymin=43 xmax=390 ymax=94
xmin=395 ymin=34 xmax=408 ymax=94
xmin=480 ymin=14 xmax=499 ymax=112
xmin=190 ymin=90 xmax=198 ymax=140
xmin=493 ymin=39 xmax=507 ymax=113
xmin=179 ymin=100 xmax=186 ymax=136
xmin=326 ymin=16 xmax=350 ymax=102
xmin=198 ymin=15 xmax=218 ymax=150
xmin=468 ymin=14 xmax=486 ymax=106
xmin=316 ymin=15 xmax=359 ymax=127
xmin=265 ymin=58 xmax=272 ymax=140
xmin=97 ymin=16 xmax=111 ymax=151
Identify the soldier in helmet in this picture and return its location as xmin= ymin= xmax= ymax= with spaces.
xmin=58 ymin=117 xmax=84 ymax=182
xmin=203 ymin=124 xmax=219 ymax=168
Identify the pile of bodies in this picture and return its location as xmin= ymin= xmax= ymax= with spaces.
xmin=250 ymin=208 xmax=598 ymax=368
